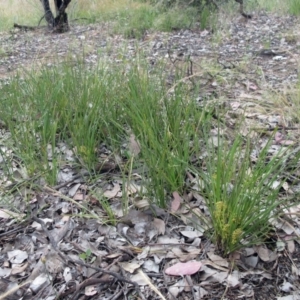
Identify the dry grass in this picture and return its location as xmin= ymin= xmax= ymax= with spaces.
xmin=0 ymin=0 xmax=149 ymax=31
xmin=255 ymin=0 xmax=296 ymax=13
xmin=0 ymin=0 xmax=43 ymax=30
xmin=76 ymin=0 xmax=148 ymax=15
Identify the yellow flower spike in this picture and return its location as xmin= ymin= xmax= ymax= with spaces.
xmin=214 ymin=201 xmax=224 ymax=219
xmin=41 ymin=256 xmax=47 ymax=264
xmin=231 ymin=228 xmax=243 ymax=245
xmin=222 ymin=224 xmax=230 ymax=238
xmin=79 ymin=145 xmax=87 ymax=155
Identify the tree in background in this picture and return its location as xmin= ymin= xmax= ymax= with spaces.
xmin=40 ymin=0 xmax=72 ymax=32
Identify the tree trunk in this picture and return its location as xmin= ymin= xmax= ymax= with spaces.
xmin=40 ymin=0 xmax=72 ymax=33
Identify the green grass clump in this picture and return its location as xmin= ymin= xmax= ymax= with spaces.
xmin=154 ymin=7 xmax=200 ymax=31
xmin=114 ymin=6 xmax=159 ymax=38
xmin=121 ymin=66 xmax=211 ymax=206
xmin=0 ymin=63 xmax=126 ymax=177
xmin=196 ymin=132 xmax=294 ymax=254
xmin=288 ymin=0 xmax=300 ymax=15
xmin=0 ymin=58 xmax=211 ymax=206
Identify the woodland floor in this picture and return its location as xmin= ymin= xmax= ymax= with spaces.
xmin=1 ymin=11 xmax=300 ymax=300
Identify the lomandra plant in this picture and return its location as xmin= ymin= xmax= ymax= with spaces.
xmin=121 ymin=64 xmax=210 ymax=207
xmin=0 ymin=62 xmax=127 ymax=180
xmin=197 ymin=133 xmax=291 ymax=254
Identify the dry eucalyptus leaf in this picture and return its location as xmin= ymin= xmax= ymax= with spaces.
xmin=124 ymin=182 xmax=140 ymax=196
xmin=256 ymin=246 xmax=270 ymax=262
xmin=276 ymin=219 xmax=295 ymax=235
xmin=165 ymin=261 xmax=202 ymax=276
xmin=227 ymin=271 xmax=240 ymax=287
xmin=276 ymin=240 xmax=286 ymax=252
xmin=31 ymin=218 xmax=53 ymax=231
xmin=207 ymin=252 xmax=229 ymax=268
xmin=280 ymin=281 xmax=294 ymax=293
xmin=85 ymin=285 xmax=98 ymax=296
xmin=128 ymin=133 xmax=141 ymax=156
xmin=8 ymin=250 xmax=28 ymax=264
xmin=68 ymin=183 xmax=81 ymax=197
xmin=29 ymin=274 xmax=50 ymax=294
xmin=152 ymin=218 xmax=165 ymax=235
xmin=199 ymin=265 xmax=218 ymax=281
xmin=119 ymin=261 xmax=141 ymax=274
xmin=131 ymin=269 xmax=160 ymax=297
xmin=143 ymin=260 xmax=159 ymax=273
xmin=134 ymin=198 xmax=150 ymax=209
xmin=0 ymin=267 xmax=11 ymax=277
xmin=180 ymin=230 xmax=203 ymax=239
xmin=103 ymin=183 xmax=121 ymax=199
xmin=276 ymin=295 xmax=298 ymax=300
xmin=63 ymin=267 xmax=72 ymax=282
xmin=230 ymin=101 xmax=241 ymax=110
xmin=157 ymin=236 xmax=181 ymax=244
xmin=194 ymin=286 xmax=208 ymax=299
xmin=243 ymin=248 xmax=255 ymax=257
xmin=0 ymin=209 xmax=24 ymax=219
xmin=11 ymin=262 xmax=28 ymax=275
xmin=284 ymin=238 xmax=295 ymax=253
xmin=171 ymin=191 xmax=181 ymax=213
xmin=244 ymin=255 xmax=259 ymax=268
xmin=200 ymin=271 xmax=228 ymax=285
xmin=168 ymin=279 xmax=185 ymax=298
xmin=73 ymin=191 xmax=85 ymax=200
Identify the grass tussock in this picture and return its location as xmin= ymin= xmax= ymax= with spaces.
xmin=195 ymin=132 xmax=295 ymax=253
xmin=0 ymin=59 xmax=211 ymax=204
xmin=0 ymin=0 xmax=42 ymax=30
xmin=1 ymin=59 xmax=298 ymax=254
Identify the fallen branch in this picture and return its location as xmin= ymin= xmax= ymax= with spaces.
xmin=13 ymin=23 xmax=38 ymax=31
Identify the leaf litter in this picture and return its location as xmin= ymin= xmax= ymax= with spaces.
xmin=1 ymin=11 xmax=300 ymax=300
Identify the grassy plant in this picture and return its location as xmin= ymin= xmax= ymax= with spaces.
xmin=154 ymin=7 xmax=199 ymax=31
xmin=0 ymin=0 xmax=219 ymax=34
xmin=254 ymin=0 xmax=300 ymax=13
xmin=79 ymin=249 xmax=95 ymax=263
xmin=0 ymin=56 xmax=211 ymax=205
xmin=288 ymin=0 xmax=300 ymax=15
xmin=121 ymin=64 xmax=211 ymax=207
xmin=264 ymin=85 xmax=300 ymax=127
xmin=114 ymin=6 xmax=158 ymax=39
xmin=2 ymin=55 xmax=215 ymax=207
xmin=0 ymin=0 xmax=153 ymax=32
xmin=0 ymin=62 xmax=125 ymax=179
xmin=199 ymin=4 xmax=211 ymax=30
xmin=75 ymin=0 xmax=151 ymax=23
xmin=0 ymin=0 xmax=42 ymax=30
xmin=195 ymin=131 xmax=292 ymax=254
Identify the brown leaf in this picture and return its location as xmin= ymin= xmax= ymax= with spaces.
xmin=119 ymin=261 xmax=141 ymax=273
xmin=103 ymin=183 xmax=121 ymax=199
xmin=128 ymin=134 xmax=141 ymax=156
xmin=207 ymin=252 xmax=229 ymax=268
xmin=152 ymin=218 xmax=165 ymax=235
xmin=165 ymin=261 xmax=202 ymax=276
xmin=171 ymin=191 xmax=181 ymax=213
xmin=256 ymin=245 xmax=270 ymax=262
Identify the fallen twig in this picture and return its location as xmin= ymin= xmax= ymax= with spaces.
xmin=13 ymin=23 xmax=37 ymax=31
